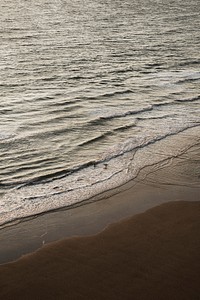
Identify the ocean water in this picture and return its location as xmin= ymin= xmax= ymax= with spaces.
xmin=0 ymin=0 xmax=199 ymax=228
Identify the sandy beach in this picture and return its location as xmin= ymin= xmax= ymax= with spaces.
xmin=0 ymin=200 xmax=200 ymax=300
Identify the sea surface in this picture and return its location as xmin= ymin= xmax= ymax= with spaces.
xmin=0 ymin=0 xmax=200 ymax=228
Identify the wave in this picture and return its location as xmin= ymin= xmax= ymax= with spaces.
xmin=87 ymin=106 xmax=153 ymax=126
xmin=176 ymin=77 xmax=200 ymax=85
xmin=86 ymin=100 xmax=187 ymax=126
xmin=113 ymin=123 xmax=137 ymax=132
xmin=0 ymin=83 xmax=26 ymax=88
xmin=0 ymin=159 xmax=96 ymax=188
xmin=0 ymin=108 xmax=13 ymax=114
xmin=136 ymin=114 xmax=176 ymax=121
xmin=81 ymin=89 xmax=134 ymax=101
xmin=175 ymin=95 xmax=200 ymax=103
xmin=78 ymin=131 xmax=114 ymax=147
xmin=48 ymin=99 xmax=81 ymax=107
xmin=111 ymin=66 xmax=134 ymax=74
xmin=175 ymin=60 xmax=200 ymax=67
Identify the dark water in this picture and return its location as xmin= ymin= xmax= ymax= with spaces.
xmin=0 ymin=0 xmax=200 ymax=227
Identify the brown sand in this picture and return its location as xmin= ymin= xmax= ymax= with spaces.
xmin=0 ymin=200 xmax=200 ymax=300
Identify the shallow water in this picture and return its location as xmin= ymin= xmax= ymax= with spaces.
xmin=0 ymin=0 xmax=200 ymax=227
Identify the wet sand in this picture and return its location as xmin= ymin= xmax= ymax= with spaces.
xmin=0 ymin=200 xmax=200 ymax=300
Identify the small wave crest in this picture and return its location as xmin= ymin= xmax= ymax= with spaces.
xmin=87 ymin=105 xmax=153 ymax=126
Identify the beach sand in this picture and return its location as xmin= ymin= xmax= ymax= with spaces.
xmin=0 ymin=200 xmax=200 ymax=300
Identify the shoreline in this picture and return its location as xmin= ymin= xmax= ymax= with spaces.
xmin=0 ymin=200 xmax=200 ymax=299
xmin=1 ymin=125 xmax=199 ymax=230
xmin=0 ymin=139 xmax=199 ymax=265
